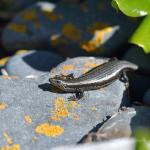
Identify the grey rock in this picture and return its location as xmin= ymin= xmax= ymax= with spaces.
xmin=123 ymin=46 xmax=150 ymax=100
xmin=80 ymin=108 xmax=136 ymax=143
xmin=2 ymin=0 xmax=140 ymax=57
xmin=143 ymin=89 xmax=150 ymax=105
xmin=0 ymin=57 xmax=126 ymax=149
xmin=79 ymin=105 xmax=150 ymax=143
xmin=5 ymin=50 xmax=65 ymax=77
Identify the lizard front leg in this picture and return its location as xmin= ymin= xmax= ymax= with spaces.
xmin=68 ymin=89 xmax=84 ymax=101
xmin=55 ymin=73 xmax=75 ymax=80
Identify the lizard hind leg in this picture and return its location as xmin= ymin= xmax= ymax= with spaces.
xmin=119 ymin=71 xmax=129 ymax=89
xmin=76 ymin=89 xmax=84 ymax=99
xmin=68 ymin=89 xmax=84 ymax=101
xmin=66 ymin=73 xmax=75 ymax=79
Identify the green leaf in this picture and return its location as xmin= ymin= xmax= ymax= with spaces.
xmin=130 ymin=16 xmax=150 ymax=53
xmin=134 ymin=129 xmax=150 ymax=150
xmin=113 ymin=0 xmax=150 ymax=17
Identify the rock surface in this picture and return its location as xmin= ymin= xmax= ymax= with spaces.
xmin=80 ymin=105 xmax=150 ymax=143
xmin=2 ymin=0 xmax=140 ymax=57
xmin=80 ymin=108 xmax=136 ymax=143
xmin=0 ymin=57 xmax=126 ymax=149
xmin=5 ymin=50 xmax=65 ymax=77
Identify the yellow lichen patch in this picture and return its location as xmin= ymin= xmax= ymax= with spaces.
xmin=62 ymin=23 xmax=81 ymax=41
xmin=11 ymin=76 xmax=19 ymax=79
xmin=2 ymin=76 xmax=10 ymax=79
xmin=91 ymin=106 xmax=97 ymax=111
xmin=87 ymin=22 xmax=109 ymax=34
xmin=81 ymin=27 xmax=112 ymax=52
xmin=62 ymin=65 xmax=74 ymax=71
xmin=50 ymin=34 xmax=61 ymax=46
xmin=0 ymin=103 xmax=8 ymax=110
xmin=84 ymin=62 xmax=98 ymax=68
xmin=0 ymin=57 xmax=9 ymax=66
xmin=43 ymin=12 xmax=63 ymax=22
xmin=15 ymin=50 xmax=28 ymax=54
xmin=21 ymin=9 xmax=37 ymax=20
xmin=35 ymin=123 xmax=64 ymax=137
xmin=8 ymin=24 xmax=27 ymax=33
xmin=24 ymin=115 xmax=32 ymax=125
xmin=3 ymin=133 xmax=13 ymax=145
xmin=0 ymin=144 xmax=20 ymax=150
xmin=50 ymin=97 xmax=69 ymax=121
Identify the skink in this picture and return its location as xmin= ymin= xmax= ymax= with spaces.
xmin=49 ymin=58 xmax=138 ymax=100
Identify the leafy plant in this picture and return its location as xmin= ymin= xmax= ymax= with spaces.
xmin=134 ymin=128 xmax=150 ymax=150
xmin=112 ymin=0 xmax=150 ymax=53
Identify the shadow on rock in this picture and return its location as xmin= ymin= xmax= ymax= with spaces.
xmin=23 ymin=51 xmax=65 ymax=71
xmin=78 ymin=116 xmax=110 ymax=143
xmin=38 ymin=83 xmax=66 ymax=94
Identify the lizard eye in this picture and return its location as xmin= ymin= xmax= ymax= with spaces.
xmin=56 ymin=80 xmax=61 ymax=84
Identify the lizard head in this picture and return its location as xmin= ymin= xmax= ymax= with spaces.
xmin=49 ymin=78 xmax=66 ymax=90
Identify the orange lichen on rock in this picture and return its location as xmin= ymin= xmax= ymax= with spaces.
xmin=2 ymin=133 xmax=20 ymax=150
xmin=50 ymin=97 xmax=69 ymax=121
xmin=84 ymin=62 xmax=98 ymax=68
xmin=87 ymin=22 xmax=109 ymax=34
xmin=8 ymin=24 xmax=27 ymax=33
xmin=21 ymin=9 xmax=37 ymax=20
xmin=43 ymin=12 xmax=63 ymax=21
xmin=1 ymin=76 xmax=10 ymax=79
xmin=24 ymin=115 xmax=32 ymax=125
xmin=35 ymin=123 xmax=64 ymax=137
xmin=62 ymin=23 xmax=81 ymax=41
xmin=3 ymin=133 xmax=13 ymax=145
xmin=0 ymin=57 xmax=9 ymax=66
xmin=0 ymin=103 xmax=8 ymax=110
xmin=91 ymin=106 xmax=97 ymax=111
xmin=81 ymin=27 xmax=112 ymax=52
xmin=62 ymin=65 xmax=74 ymax=71
xmin=0 ymin=144 xmax=20 ymax=150
xmin=11 ymin=76 xmax=19 ymax=79
xmin=15 ymin=50 xmax=28 ymax=54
